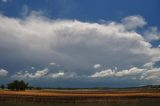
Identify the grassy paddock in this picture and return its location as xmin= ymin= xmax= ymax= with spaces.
xmin=0 ymin=89 xmax=160 ymax=106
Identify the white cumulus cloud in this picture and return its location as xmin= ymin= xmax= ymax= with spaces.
xmin=89 ymin=66 xmax=160 ymax=84
xmin=93 ymin=64 xmax=101 ymax=69
xmin=89 ymin=69 xmax=115 ymax=78
xmin=12 ymin=68 xmax=49 ymax=79
xmin=49 ymin=62 xmax=56 ymax=66
xmin=49 ymin=72 xmax=64 ymax=78
xmin=0 ymin=69 xmax=8 ymax=77
xmin=115 ymin=67 xmax=144 ymax=77
xmin=122 ymin=15 xmax=146 ymax=30
xmin=144 ymin=27 xmax=160 ymax=41
xmin=89 ymin=67 xmax=144 ymax=78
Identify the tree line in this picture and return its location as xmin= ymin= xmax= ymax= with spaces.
xmin=0 ymin=80 xmax=41 ymax=91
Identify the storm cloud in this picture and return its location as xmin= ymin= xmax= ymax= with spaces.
xmin=0 ymin=13 xmax=160 ymax=87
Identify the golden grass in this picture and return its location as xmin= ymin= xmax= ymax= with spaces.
xmin=0 ymin=89 xmax=160 ymax=97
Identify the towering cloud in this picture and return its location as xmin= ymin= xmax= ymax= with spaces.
xmin=0 ymin=13 xmax=160 ymax=87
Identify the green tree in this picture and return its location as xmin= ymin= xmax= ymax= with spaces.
xmin=7 ymin=80 xmax=28 ymax=91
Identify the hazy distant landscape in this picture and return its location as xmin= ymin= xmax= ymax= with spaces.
xmin=0 ymin=80 xmax=160 ymax=106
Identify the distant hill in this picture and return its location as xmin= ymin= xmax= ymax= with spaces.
xmin=41 ymin=85 xmax=160 ymax=90
xmin=140 ymin=85 xmax=160 ymax=89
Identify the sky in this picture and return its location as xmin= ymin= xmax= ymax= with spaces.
xmin=0 ymin=0 xmax=160 ymax=88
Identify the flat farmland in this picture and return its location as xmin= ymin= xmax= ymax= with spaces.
xmin=0 ymin=89 xmax=160 ymax=106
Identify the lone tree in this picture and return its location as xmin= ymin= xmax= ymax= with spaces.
xmin=7 ymin=80 xmax=28 ymax=91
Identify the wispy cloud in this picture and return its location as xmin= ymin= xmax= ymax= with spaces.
xmin=1 ymin=0 xmax=8 ymax=3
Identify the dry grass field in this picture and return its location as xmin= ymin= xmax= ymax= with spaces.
xmin=0 ymin=89 xmax=160 ymax=106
